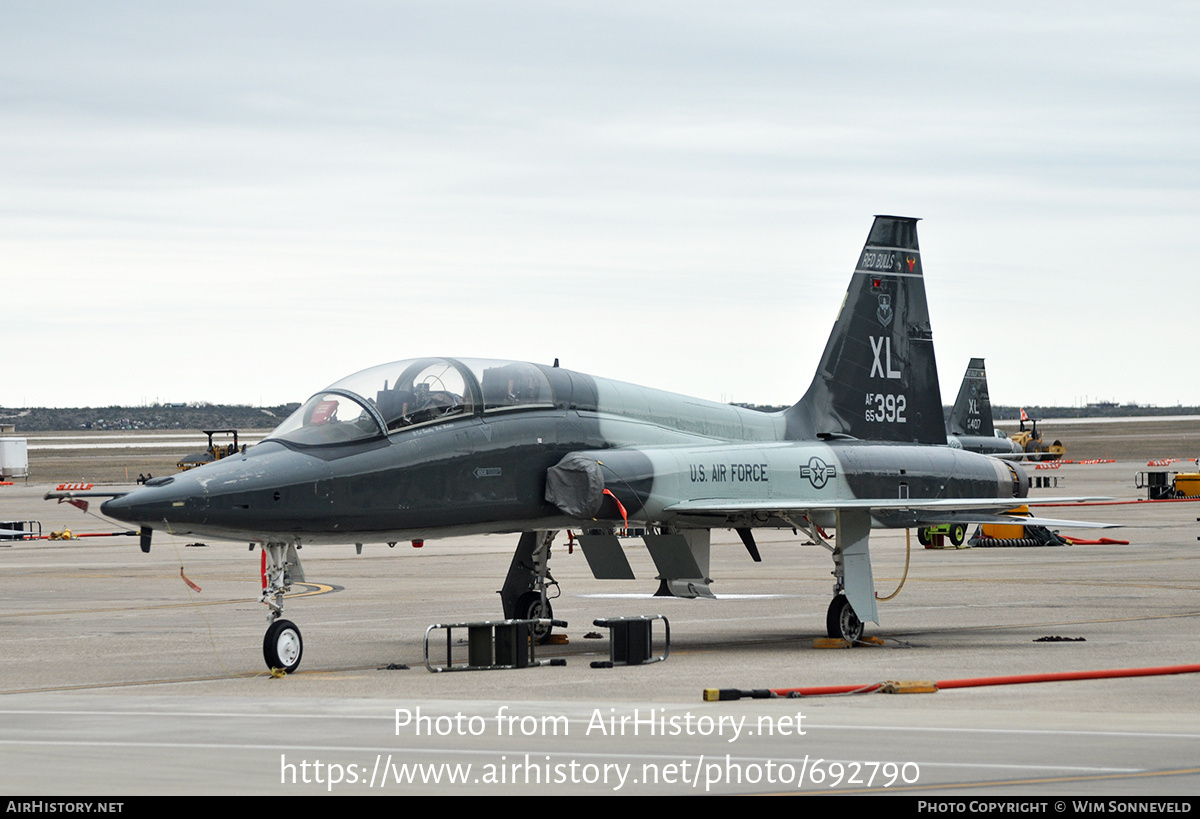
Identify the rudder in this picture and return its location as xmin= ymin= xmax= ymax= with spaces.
xmin=947 ymin=358 xmax=994 ymax=437
xmin=784 ymin=215 xmax=946 ymax=444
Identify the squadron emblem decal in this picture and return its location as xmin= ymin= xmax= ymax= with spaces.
xmin=800 ymin=457 xmax=836 ymax=490
xmin=876 ymin=293 xmax=893 ymax=327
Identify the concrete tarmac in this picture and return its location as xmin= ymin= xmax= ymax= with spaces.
xmin=1 ymin=428 xmax=1199 ymax=795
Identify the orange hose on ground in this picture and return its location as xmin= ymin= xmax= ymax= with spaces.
xmin=707 ymin=662 xmax=1200 ymax=700
xmin=936 ymin=664 xmax=1200 ymax=690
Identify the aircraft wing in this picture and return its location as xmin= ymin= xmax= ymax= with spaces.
xmin=661 ymin=497 xmax=1117 ymax=529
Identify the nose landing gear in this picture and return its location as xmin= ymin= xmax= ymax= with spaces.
xmin=261 ymin=541 xmax=305 ymax=673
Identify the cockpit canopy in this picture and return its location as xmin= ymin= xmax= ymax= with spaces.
xmin=267 ymin=358 xmax=554 ymax=446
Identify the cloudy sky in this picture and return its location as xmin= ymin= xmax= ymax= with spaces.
xmin=4 ymin=2 xmax=1199 ymax=411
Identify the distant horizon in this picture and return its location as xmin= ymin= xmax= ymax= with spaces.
xmin=6 ymin=399 xmax=1200 ymax=411
xmin=7 ymin=398 xmax=1200 ymax=429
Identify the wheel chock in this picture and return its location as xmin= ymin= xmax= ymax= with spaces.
xmin=813 ymin=637 xmax=854 ymax=649
xmin=813 ymin=635 xmax=886 ymax=649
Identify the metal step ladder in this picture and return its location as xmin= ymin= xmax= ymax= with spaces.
xmin=424 ymin=617 xmax=567 ymax=672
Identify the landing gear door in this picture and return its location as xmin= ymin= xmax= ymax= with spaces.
xmin=837 ymin=509 xmax=878 ymax=625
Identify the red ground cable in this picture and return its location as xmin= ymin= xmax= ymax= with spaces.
xmin=708 ymin=663 xmax=1200 ymax=700
xmin=1036 ymin=497 xmax=1200 ymax=507
xmin=936 ymin=664 xmax=1200 ymax=690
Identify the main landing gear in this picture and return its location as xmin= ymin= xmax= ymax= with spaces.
xmin=261 ymin=541 xmax=305 ymax=673
xmin=811 ymin=509 xmax=878 ymax=645
xmin=500 ymin=531 xmax=559 ymax=644
xmin=825 ymin=594 xmax=864 ymax=643
xmin=514 ymin=591 xmax=554 ymax=643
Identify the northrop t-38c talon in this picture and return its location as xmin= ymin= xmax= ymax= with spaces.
xmin=945 ymin=358 xmax=1024 ymax=459
xmin=945 ymin=358 xmax=1064 ymax=461
xmin=87 ymin=216 xmax=1104 ymax=673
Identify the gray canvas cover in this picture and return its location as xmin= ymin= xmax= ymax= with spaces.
xmin=545 ymin=453 xmax=605 ymax=519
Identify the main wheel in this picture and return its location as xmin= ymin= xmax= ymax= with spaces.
xmin=949 ymin=523 xmax=967 ymax=547
xmin=264 ymin=619 xmax=303 ymax=673
xmin=515 ymin=591 xmax=553 ymax=644
xmin=825 ymin=595 xmax=864 ymax=643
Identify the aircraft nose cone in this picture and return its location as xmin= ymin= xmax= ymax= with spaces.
xmin=99 ymin=441 xmax=330 ymax=540
xmin=100 ymin=492 xmax=148 ymax=523
xmin=100 ymin=494 xmax=134 ymax=522
xmin=101 ymin=475 xmax=197 ymax=526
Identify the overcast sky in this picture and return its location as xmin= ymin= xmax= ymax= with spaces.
xmin=4 ymin=1 xmax=1199 ymax=411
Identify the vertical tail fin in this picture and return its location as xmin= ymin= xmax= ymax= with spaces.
xmin=947 ymin=358 xmax=994 ymax=437
xmin=784 ymin=215 xmax=946 ymax=444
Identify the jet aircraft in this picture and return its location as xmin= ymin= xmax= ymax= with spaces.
xmin=82 ymin=216 xmax=1100 ymax=673
xmin=945 ymin=358 xmax=1024 ymax=459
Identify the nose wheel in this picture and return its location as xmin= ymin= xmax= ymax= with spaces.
xmin=264 ymin=619 xmax=303 ymax=673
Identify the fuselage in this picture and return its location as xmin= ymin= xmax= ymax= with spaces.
xmin=947 ymin=431 xmax=1024 ymax=459
xmin=101 ymin=356 xmax=1026 ymax=543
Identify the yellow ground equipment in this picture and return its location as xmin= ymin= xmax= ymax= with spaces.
xmin=177 ymin=430 xmax=246 ymax=471
xmin=1136 ymin=470 xmax=1200 ymax=500
xmin=916 ymin=523 xmax=969 ymax=547
xmin=1008 ymin=416 xmax=1065 ymax=461
xmin=969 ymin=505 xmax=1068 ymax=547
xmin=920 ymin=507 xmax=1069 ymax=548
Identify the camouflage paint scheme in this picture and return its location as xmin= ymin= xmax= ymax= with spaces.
xmin=98 ymin=216 xmax=1068 ymax=672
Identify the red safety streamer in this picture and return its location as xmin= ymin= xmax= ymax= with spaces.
xmin=602 ymin=489 xmax=628 ymax=529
